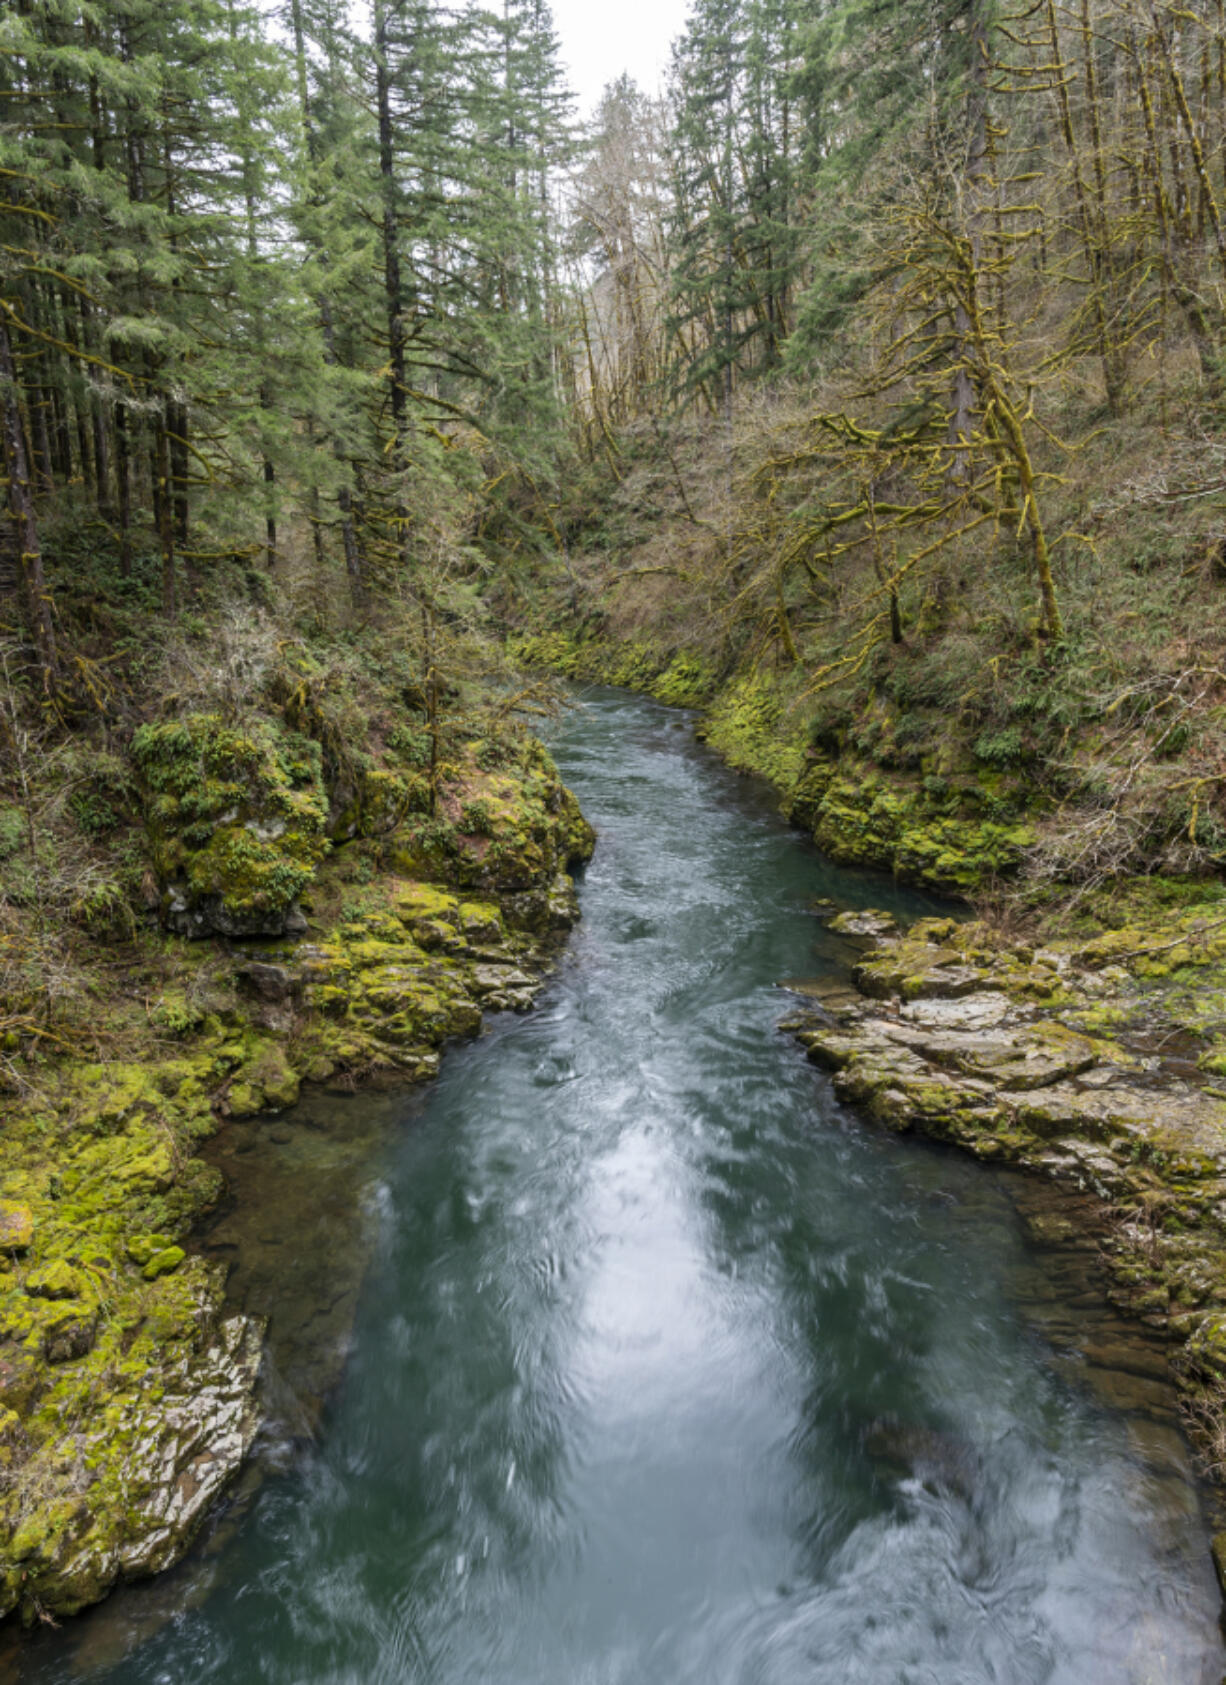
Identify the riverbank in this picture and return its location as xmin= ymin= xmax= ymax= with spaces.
xmin=0 ymin=726 xmax=593 ymax=1626
xmin=783 ymin=901 xmax=1226 ymax=1573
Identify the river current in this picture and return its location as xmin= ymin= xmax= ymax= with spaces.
xmin=12 ymin=687 xmax=1226 ymax=1683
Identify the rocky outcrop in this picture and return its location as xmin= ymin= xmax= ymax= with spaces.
xmin=4 ymin=1292 xmax=263 ymax=1619
xmin=783 ymin=909 xmax=1226 ymax=1477
xmin=132 ymin=713 xmax=330 ymax=940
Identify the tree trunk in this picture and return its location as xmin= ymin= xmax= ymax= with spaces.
xmin=375 ymin=1 xmax=410 ymax=474
xmin=169 ymin=399 xmax=189 ymax=547
xmin=0 ymin=317 xmax=59 ymax=688
xmin=115 ymin=400 xmax=132 ymax=574
xmin=156 ymin=411 xmax=176 ymax=617
xmin=292 ymin=0 xmax=365 ymax=603
xmin=79 ymin=298 xmax=112 ymax=519
xmin=948 ymin=5 xmax=989 ymax=486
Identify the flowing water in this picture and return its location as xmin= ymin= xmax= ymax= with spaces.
xmin=12 ymin=687 xmax=1226 ymax=1683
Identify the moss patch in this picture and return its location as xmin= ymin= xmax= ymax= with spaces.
xmin=133 ymin=713 xmax=329 ymax=937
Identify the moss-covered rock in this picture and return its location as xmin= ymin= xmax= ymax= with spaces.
xmin=385 ymin=738 xmax=593 ymax=896
xmin=25 ymin=1261 xmax=88 ymax=1302
xmin=133 ymin=713 xmax=330 ymax=938
xmin=141 ymin=1246 xmax=186 ymax=1280
xmin=0 ymin=695 xmax=598 ymax=1628
xmin=0 ymin=1203 xmax=33 ymax=1254
xmin=785 ymin=904 xmax=1226 ymax=1481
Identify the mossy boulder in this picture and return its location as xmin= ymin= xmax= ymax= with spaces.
xmin=25 ymin=1261 xmax=88 ymax=1302
xmin=141 ymin=1246 xmax=186 ymax=1281
xmin=42 ymin=1308 xmax=97 ymax=1364
xmin=328 ymin=763 xmax=425 ymax=843
xmin=386 ymin=740 xmax=593 ymax=896
xmin=132 ymin=713 xmax=329 ymax=938
xmin=0 ymin=1202 xmax=33 ymax=1254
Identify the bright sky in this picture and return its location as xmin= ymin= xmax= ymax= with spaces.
xmin=550 ymin=0 xmax=692 ymax=115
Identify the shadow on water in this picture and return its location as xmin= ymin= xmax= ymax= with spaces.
xmin=8 ymin=686 xmax=1225 ymax=1684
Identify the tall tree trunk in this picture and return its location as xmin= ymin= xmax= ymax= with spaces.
xmin=291 ymin=0 xmax=364 ymax=602
xmin=1043 ymin=0 xmax=1126 ymax=415
xmin=375 ymin=0 xmax=411 ymax=574
xmin=79 ymin=299 xmax=112 ymax=520
xmin=1133 ymin=23 xmax=1223 ymax=389
xmin=262 ymin=395 xmax=277 ymax=569
xmin=0 ymin=317 xmax=59 ymax=688
xmin=156 ymin=410 xmax=176 ymax=617
xmin=115 ymin=399 xmax=132 ymax=576
xmin=948 ymin=4 xmax=989 ymax=486
xmin=73 ymin=386 xmax=93 ymax=500
xmin=1151 ymin=2 xmax=1226 ymax=281
xmin=169 ymin=400 xmax=189 ymax=547
xmin=59 ymin=287 xmax=94 ymax=499
xmin=339 ymin=484 xmax=363 ymax=596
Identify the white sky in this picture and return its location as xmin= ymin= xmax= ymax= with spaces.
xmin=550 ymin=0 xmax=692 ymax=115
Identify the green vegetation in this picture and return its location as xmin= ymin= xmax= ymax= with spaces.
xmin=8 ymin=0 xmax=1226 ymax=1633
xmin=508 ymin=0 xmax=1226 ymax=913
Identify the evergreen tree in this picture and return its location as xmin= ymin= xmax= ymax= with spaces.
xmin=666 ymin=0 xmax=804 ymax=410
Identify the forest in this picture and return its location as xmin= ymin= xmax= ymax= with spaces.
xmin=7 ymin=0 xmax=1226 ymax=899
xmin=9 ymin=0 xmax=1226 ymax=1652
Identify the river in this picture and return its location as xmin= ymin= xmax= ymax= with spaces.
xmin=11 ymin=687 xmax=1225 ymax=1682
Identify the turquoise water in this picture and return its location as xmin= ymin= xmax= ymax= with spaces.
xmin=14 ymin=688 xmax=1225 ymax=1683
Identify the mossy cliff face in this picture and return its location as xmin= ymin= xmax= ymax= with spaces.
xmin=0 ymin=1055 xmax=264 ymax=1622
xmin=705 ymin=674 xmax=1033 ymax=893
xmin=0 ymin=737 xmax=594 ymax=1628
xmin=511 ymin=631 xmax=1032 ymax=896
xmin=783 ymin=903 xmax=1226 ymax=1488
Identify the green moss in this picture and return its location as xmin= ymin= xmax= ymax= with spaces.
xmin=1199 ymin=1040 xmax=1226 ymax=1078
xmin=702 ymin=671 xmax=809 ymax=791
xmin=141 ymin=1246 xmax=185 ymax=1280
xmin=0 ymin=1202 xmax=34 ymax=1252
xmin=0 ymin=701 xmax=597 ymax=1624
xmin=132 ymin=713 xmax=329 ymax=933
xmin=150 ymin=991 xmax=206 ymax=1037
xmin=652 ymin=653 xmax=717 ymax=707
xmin=799 ymin=766 xmax=1034 ymax=892
xmin=25 ymin=1261 xmax=89 ymax=1302
xmin=509 ymin=630 xmax=716 ymax=708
